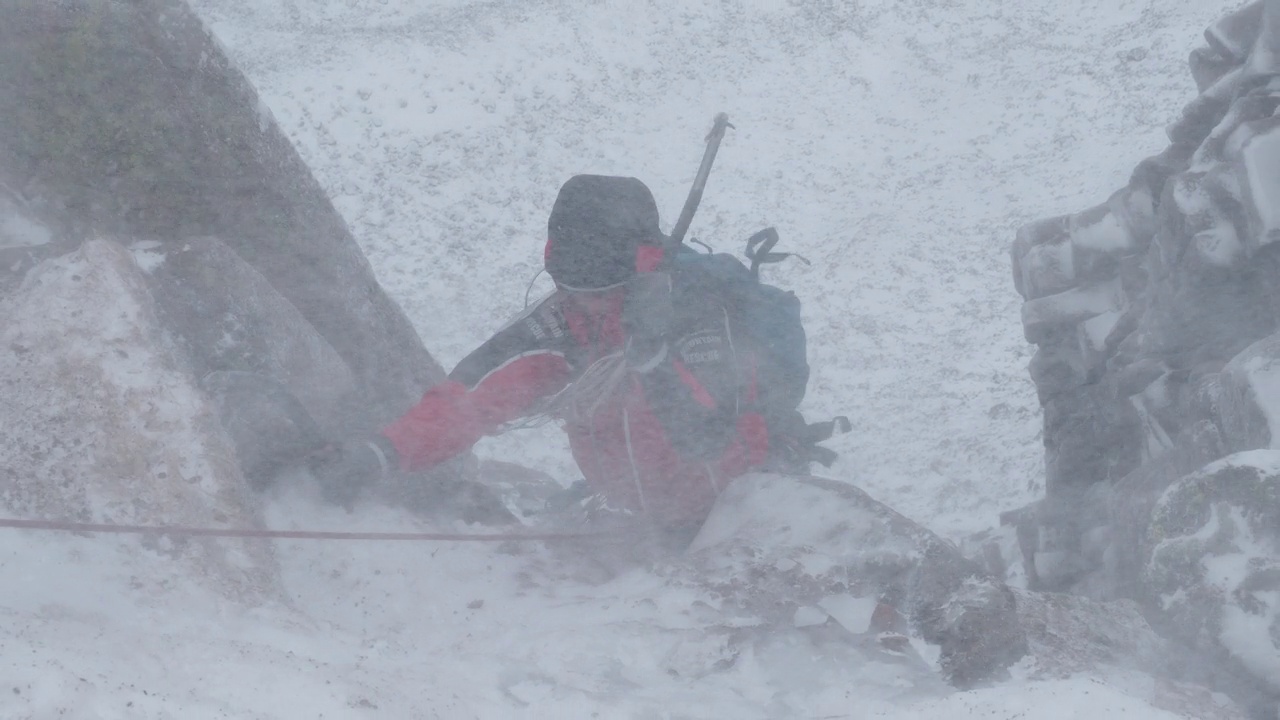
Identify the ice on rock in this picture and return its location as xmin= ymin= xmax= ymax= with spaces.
xmin=1020 ymin=278 xmax=1124 ymax=342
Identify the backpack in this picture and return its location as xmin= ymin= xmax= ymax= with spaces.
xmin=673 ymin=228 xmax=848 ymax=467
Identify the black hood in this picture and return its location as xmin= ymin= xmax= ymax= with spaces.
xmin=546 ymin=174 xmax=661 ymax=289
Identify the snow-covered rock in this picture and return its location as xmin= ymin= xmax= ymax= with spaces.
xmin=0 ymin=239 xmax=278 ymax=602
xmin=676 ymin=474 xmax=1028 ymax=689
xmin=146 ymin=237 xmax=359 ymax=429
xmin=1012 ymin=1 xmax=1280 ymax=709
xmin=0 ymin=0 xmax=446 ymax=438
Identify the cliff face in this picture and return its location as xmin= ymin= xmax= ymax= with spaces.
xmin=1012 ymin=0 xmax=1280 ymax=708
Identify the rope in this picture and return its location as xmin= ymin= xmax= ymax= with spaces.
xmin=0 ymin=517 xmax=601 ymax=542
xmin=501 ymin=351 xmax=629 ymax=431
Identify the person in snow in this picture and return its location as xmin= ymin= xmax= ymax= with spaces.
xmin=312 ymin=175 xmax=773 ymax=541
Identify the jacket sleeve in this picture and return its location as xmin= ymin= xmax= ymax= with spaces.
xmin=636 ymin=303 xmax=768 ymax=467
xmin=381 ymin=295 xmax=574 ymax=471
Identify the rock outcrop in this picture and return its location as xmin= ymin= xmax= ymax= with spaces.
xmin=0 ymin=240 xmax=278 ymax=601
xmin=0 ymin=0 xmax=470 ymax=497
xmin=675 ymin=474 xmax=1029 ymax=690
xmin=0 ymin=0 xmax=447 ymax=440
xmin=1012 ymin=1 xmax=1280 ymax=712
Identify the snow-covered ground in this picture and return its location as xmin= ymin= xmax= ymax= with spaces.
xmin=189 ymin=0 xmax=1227 ymax=540
xmin=1 ymin=0 xmax=1249 ymax=718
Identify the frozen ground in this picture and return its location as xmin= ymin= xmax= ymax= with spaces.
xmin=0 ymin=0 xmax=1247 ymax=718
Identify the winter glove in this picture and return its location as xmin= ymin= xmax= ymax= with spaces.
xmin=307 ymin=435 xmax=397 ymax=509
xmin=622 ymin=271 xmax=673 ymax=372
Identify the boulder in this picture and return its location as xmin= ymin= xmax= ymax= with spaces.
xmin=0 ymin=239 xmax=278 ymax=602
xmin=673 ymin=474 xmax=1028 ymax=689
xmin=142 ymin=237 xmax=358 ymax=446
xmin=1144 ymin=452 xmax=1280 ymax=703
xmin=0 ymin=0 xmax=446 ymax=436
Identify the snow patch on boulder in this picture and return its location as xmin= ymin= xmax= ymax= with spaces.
xmin=1145 ymin=450 xmax=1280 ymax=695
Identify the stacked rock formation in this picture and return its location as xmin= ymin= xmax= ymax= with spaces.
xmin=1012 ymin=1 xmax=1280 ymax=711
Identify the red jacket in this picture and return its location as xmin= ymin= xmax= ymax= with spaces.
xmin=381 ymin=285 xmax=769 ymax=529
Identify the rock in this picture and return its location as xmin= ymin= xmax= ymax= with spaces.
xmin=0 ymin=0 xmax=445 ymax=433
xmin=1144 ymin=452 xmax=1280 ymax=701
xmin=673 ymin=474 xmax=1028 ymax=689
xmin=1011 ymin=5 xmax=1280 ymax=707
xmin=142 ymin=237 xmax=358 ymax=441
xmin=0 ymin=239 xmax=278 ymax=602
xmin=1013 ymin=590 xmax=1167 ymax=675
xmin=1221 ymin=331 xmax=1280 ymax=452
xmin=1205 ymin=2 xmax=1264 ymax=64
xmin=0 ymin=0 xmax=476 ymax=494
xmin=1108 ymin=420 xmax=1227 ymax=595
xmin=201 ymin=370 xmax=329 ymax=489
xmin=476 ymin=459 xmax=568 ymax=519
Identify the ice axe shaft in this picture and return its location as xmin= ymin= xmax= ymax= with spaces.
xmin=668 ymin=112 xmax=733 ymax=251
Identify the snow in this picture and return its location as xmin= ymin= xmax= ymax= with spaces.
xmin=1150 ymin=451 xmax=1280 ymax=696
xmin=1240 ymin=123 xmax=1280 ymax=248
xmin=1 ymin=0 xmax=1255 ymax=718
xmin=126 ymin=241 xmax=167 ymax=274
xmin=817 ymin=593 xmax=880 ymax=633
xmin=870 ymin=677 xmax=1199 ymax=720
xmin=1071 ymin=205 xmax=1132 ymax=254
xmin=0 ymin=198 xmax=51 ymax=249
xmin=1021 ymin=278 xmax=1124 ymax=334
xmin=1237 ymin=352 xmax=1280 ymax=449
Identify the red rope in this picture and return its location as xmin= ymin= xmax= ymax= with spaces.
xmin=0 ymin=517 xmax=599 ymax=542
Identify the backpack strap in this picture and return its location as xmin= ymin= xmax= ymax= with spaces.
xmin=765 ymin=411 xmax=851 ymax=470
xmin=800 ymin=416 xmax=852 ymax=467
xmin=744 ymin=227 xmax=810 ymax=279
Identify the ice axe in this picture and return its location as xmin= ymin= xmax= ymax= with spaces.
xmin=666 ymin=112 xmax=734 ymax=254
